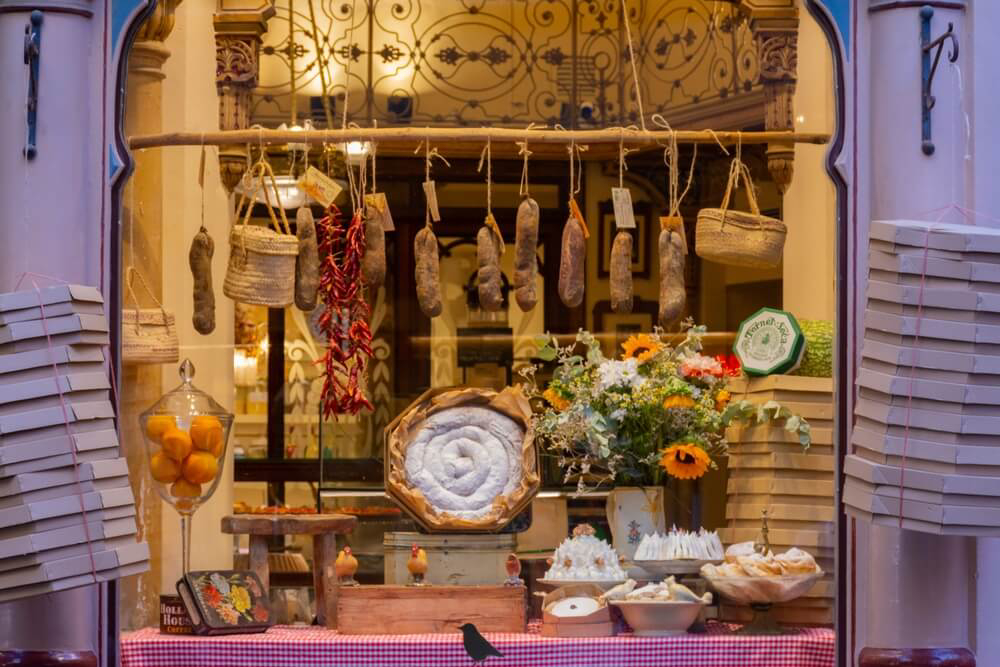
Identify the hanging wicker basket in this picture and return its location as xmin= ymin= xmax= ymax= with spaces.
xmin=122 ymin=267 xmax=179 ymax=365
xmin=223 ymin=160 xmax=298 ymax=307
xmin=696 ymin=158 xmax=786 ymax=269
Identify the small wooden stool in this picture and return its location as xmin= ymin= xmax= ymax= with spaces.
xmin=221 ymin=514 xmax=357 ymax=628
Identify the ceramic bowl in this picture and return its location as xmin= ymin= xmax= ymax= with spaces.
xmin=610 ymin=599 xmax=705 ymax=636
xmin=702 ymin=572 xmax=823 ymax=605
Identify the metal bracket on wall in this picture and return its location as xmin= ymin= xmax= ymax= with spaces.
xmin=920 ymin=5 xmax=959 ymax=156
xmin=22 ymin=10 xmax=42 ymax=160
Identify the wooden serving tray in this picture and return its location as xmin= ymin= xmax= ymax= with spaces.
xmin=336 ymin=585 xmax=526 ymax=634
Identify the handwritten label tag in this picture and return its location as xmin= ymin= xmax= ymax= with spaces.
xmin=569 ymin=198 xmax=590 ymax=239
xmin=364 ymin=192 xmax=395 ymax=231
xmin=423 ymin=180 xmax=441 ymax=222
xmin=297 ymin=166 xmax=343 ymax=208
xmin=611 ymin=187 xmax=636 ymax=229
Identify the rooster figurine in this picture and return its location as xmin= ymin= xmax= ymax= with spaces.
xmin=407 ymin=543 xmax=428 ymax=585
xmin=504 ymin=553 xmax=523 ymax=587
xmin=335 ymin=546 xmax=359 ymax=586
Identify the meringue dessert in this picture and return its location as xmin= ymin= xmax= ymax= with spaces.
xmin=544 ymin=524 xmax=627 ymax=581
xmin=634 ymin=527 xmax=724 ymax=561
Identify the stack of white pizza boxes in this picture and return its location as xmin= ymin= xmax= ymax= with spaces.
xmin=0 ymin=284 xmax=148 ymax=601
xmin=845 ymin=219 xmax=1000 ymax=536
xmin=721 ymin=374 xmax=836 ymax=625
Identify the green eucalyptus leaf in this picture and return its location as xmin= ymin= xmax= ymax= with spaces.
xmin=537 ymin=346 xmax=557 ymax=361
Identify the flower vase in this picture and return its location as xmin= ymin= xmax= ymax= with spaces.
xmin=605 ymin=486 xmax=666 ymax=561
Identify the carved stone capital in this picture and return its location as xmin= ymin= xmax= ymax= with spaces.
xmin=137 ymin=0 xmax=183 ymax=42
xmin=758 ymin=32 xmax=798 ymax=82
xmin=214 ymin=5 xmax=271 ymax=192
xmin=756 ymin=27 xmax=797 ymax=193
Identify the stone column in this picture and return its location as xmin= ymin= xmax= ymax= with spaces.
xmin=779 ymin=4 xmax=835 ymax=321
xmin=119 ymin=0 xmax=183 ymax=632
xmin=858 ymin=1 xmax=975 ymax=665
xmin=0 ymin=0 xmax=104 ymax=652
xmin=743 ymin=1 xmax=800 ymax=193
xmin=214 ymin=2 xmax=273 ymax=192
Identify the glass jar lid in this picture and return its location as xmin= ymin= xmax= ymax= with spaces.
xmin=141 ymin=358 xmax=232 ymax=421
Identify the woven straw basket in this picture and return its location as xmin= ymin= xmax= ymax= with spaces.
xmin=223 ymin=160 xmax=298 ymax=307
xmin=696 ymin=158 xmax=786 ymax=269
xmin=122 ymin=268 xmax=179 ymax=365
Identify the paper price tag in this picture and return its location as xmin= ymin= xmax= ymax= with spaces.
xmin=423 ymin=180 xmax=441 ymax=222
xmin=364 ymin=192 xmax=395 ymax=231
xmin=297 ymin=166 xmax=343 ymax=209
xmin=611 ymin=187 xmax=636 ymax=229
xmin=568 ymin=198 xmax=590 ymax=238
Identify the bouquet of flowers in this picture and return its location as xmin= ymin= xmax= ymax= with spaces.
xmin=520 ymin=325 xmax=810 ymax=491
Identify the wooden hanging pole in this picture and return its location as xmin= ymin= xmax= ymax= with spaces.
xmin=128 ymin=127 xmax=828 ymax=151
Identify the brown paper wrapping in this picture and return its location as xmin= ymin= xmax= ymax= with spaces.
xmin=385 ymin=386 xmax=540 ymax=532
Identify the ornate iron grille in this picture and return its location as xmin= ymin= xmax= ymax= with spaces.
xmin=252 ymin=0 xmax=761 ymax=128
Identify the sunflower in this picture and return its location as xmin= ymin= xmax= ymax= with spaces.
xmin=621 ymin=334 xmax=661 ymax=364
xmin=543 ymin=388 xmax=570 ymax=411
xmin=715 ymin=389 xmax=731 ymax=411
xmin=663 ymin=394 xmax=696 ymax=410
xmin=659 ymin=444 xmax=711 ymax=480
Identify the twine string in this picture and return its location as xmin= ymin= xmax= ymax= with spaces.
xmin=517 ymin=123 xmax=536 ymax=198
xmin=897 ymin=231 xmax=931 ymax=528
xmin=478 ymin=135 xmax=493 ymax=217
xmin=198 ymin=137 xmax=208 ymax=233
xmin=415 ymin=137 xmax=450 ymax=228
xmin=619 ymin=0 xmax=646 ymax=131
xmin=20 ymin=275 xmax=100 ymax=582
xmin=370 ymin=120 xmax=377 ymax=195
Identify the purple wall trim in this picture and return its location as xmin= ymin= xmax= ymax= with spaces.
xmin=859 ymin=648 xmax=975 ymax=666
xmin=869 ymin=2 xmax=966 ymax=13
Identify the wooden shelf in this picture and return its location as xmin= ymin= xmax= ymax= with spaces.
xmin=233 ymin=458 xmax=383 ymax=483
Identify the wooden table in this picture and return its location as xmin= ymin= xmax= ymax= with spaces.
xmin=220 ymin=514 xmax=357 ymax=628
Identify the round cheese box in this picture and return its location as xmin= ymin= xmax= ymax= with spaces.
xmin=733 ymin=308 xmax=806 ymax=376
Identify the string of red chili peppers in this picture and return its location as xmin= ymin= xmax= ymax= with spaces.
xmin=316 ymin=204 xmax=374 ymax=417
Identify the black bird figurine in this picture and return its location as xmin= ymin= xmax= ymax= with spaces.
xmin=458 ymin=623 xmax=504 ymax=665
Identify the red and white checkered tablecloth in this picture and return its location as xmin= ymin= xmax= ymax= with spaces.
xmin=121 ymin=622 xmax=835 ymax=667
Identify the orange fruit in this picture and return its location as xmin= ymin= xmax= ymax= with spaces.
xmin=145 ymin=415 xmax=176 ymax=443
xmin=161 ymin=428 xmax=193 ymax=462
xmin=149 ymin=451 xmax=181 ymax=483
xmin=182 ymin=450 xmax=218 ymax=484
xmin=171 ymin=478 xmax=201 ymax=499
xmin=190 ymin=416 xmax=224 ymax=457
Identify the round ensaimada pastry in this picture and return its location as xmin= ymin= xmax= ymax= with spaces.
xmin=403 ymin=406 xmax=524 ymax=521
xmin=775 ymin=547 xmax=820 ymax=574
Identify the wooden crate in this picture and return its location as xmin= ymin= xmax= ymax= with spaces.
xmin=728 ymin=476 xmax=836 ymax=498
xmin=728 ymin=452 xmax=835 ymax=473
xmin=721 ymin=604 xmax=833 ymax=626
xmin=728 ymin=425 xmax=834 ymax=446
xmin=383 ymin=532 xmax=516 ymax=586
xmin=726 ymin=503 xmax=835 ymax=523
xmin=336 ymin=585 xmax=526 ymax=634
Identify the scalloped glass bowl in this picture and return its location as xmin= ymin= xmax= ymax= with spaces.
xmin=702 ymin=571 xmax=823 ymax=605
xmin=140 ymin=359 xmax=233 ymax=573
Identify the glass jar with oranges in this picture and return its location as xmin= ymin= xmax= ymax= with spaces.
xmin=140 ymin=359 xmax=233 ymax=573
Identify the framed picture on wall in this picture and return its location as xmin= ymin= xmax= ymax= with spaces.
xmin=592 ymin=297 xmax=658 ymax=357
xmin=597 ymin=199 xmax=652 ymax=279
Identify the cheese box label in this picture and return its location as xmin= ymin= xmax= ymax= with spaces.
xmin=734 ymin=308 xmax=806 ymax=376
